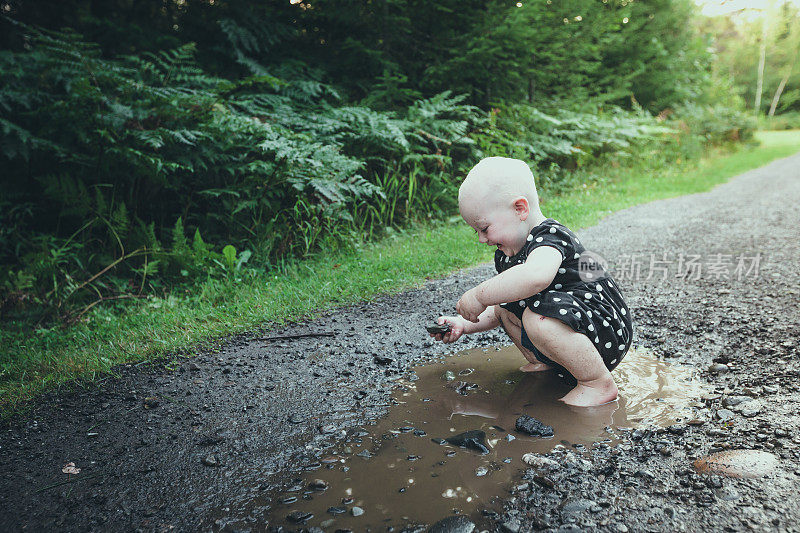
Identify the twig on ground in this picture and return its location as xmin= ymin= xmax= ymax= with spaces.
xmin=257 ymin=332 xmax=335 ymax=341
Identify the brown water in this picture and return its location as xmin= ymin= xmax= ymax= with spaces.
xmin=267 ymin=345 xmax=707 ymax=530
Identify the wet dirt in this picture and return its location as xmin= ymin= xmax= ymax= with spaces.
xmin=258 ymin=346 xmax=705 ymax=531
xmin=2 ymin=152 xmax=800 ymax=532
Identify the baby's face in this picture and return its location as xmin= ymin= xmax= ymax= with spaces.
xmin=460 ymin=195 xmax=529 ymax=257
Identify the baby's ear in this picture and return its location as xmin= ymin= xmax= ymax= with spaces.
xmin=512 ymin=197 xmax=530 ymax=219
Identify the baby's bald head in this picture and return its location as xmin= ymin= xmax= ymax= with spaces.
xmin=458 ymin=157 xmax=540 ymax=220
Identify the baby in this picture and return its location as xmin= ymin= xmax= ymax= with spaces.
xmin=431 ymin=157 xmax=632 ymax=407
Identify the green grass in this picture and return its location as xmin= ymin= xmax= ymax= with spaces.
xmin=2 ymin=130 xmax=800 ymax=414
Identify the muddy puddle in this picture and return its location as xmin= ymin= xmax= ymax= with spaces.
xmin=261 ymin=345 xmax=707 ymax=531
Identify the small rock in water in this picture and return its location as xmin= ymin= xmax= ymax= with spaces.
xmin=505 ymin=434 xmax=515 ymax=442
xmin=286 ymin=510 xmax=313 ymax=523
xmin=327 ymin=506 xmax=346 ymax=514
xmin=279 ymin=496 xmax=298 ymax=504
xmin=428 ymin=514 xmax=476 ymax=533
xmin=475 ymin=466 xmax=489 ymax=477
xmin=342 ymin=497 xmax=354 ymax=505
xmin=444 ymin=430 xmax=490 ymax=455
xmin=319 ymin=424 xmax=337 ymax=434
xmin=356 ymin=449 xmax=372 ymax=458
xmin=308 ymin=479 xmax=328 ymax=491
xmin=442 ymin=370 xmax=456 ymax=381
xmin=515 ymin=415 xmax=554 ymax=437
xmin=350 ymin=506 xmax=364 ymax=517
xmin=522 ymin=453 xmax=559 ymax=469
xmin=413 ymin=429 xmax=427 ymax=437
xmin=458 ymin=368 xmax=475 ymax=376
xmin=431 ymin=438 xmax=447 ymax=445
xmin=708 ymin=363 xmax=729 ymax=374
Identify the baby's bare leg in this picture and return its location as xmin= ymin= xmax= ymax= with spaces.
xmin=521 ymin=309 xmax=617 ymax=407
xmin=494 ymin=306 xmax=552 ymax=372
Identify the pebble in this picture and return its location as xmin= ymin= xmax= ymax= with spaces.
xmin=722 ymin=396 xmax=752 ymax=408
xmin=521 ymin=454 xmax=558 ymax=469
xmin=428 ymin=514 xmax=476 ymax=533
xmin=286 ymin=510 xmax=313 ymax=523
xmin=515 ymin=415 xmax=554 ymax=437
xmin=716 ymin=409 xmax=736 ymax=422
xmin=326 ymin=505 xmax=346 ymax=514
xmin=350 ymin=506 xmax=364 ymax=517
xmin=499 ymin=518 xmax=521 ymax=533
xmin=201 ymin=454 xmax=218 ymax=467
xmin=560 ymin=498 xmax=596 ymax=515
xmin=143 ymin=397 xmax=160 ymax=409
xmin=444 ymin=430 xmax=490 ymax=455
xmin=475 ymin=466 xmax=489 ymax=477
xmin=308 ymin=479 xmax=328 ymax=491
xmin=694 ymin=449 xmax=778 ymax=478
xmin=708 ymin=363 xmax=729 ymax=374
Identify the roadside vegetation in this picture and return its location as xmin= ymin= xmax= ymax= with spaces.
xmin=2 ymin=0 xmax=799 ymax=413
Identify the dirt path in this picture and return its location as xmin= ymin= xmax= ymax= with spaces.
xmin=2 ymin=152 xmax=800 ymax=532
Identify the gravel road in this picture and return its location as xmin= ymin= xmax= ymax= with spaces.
xmin=2 ymin=151 xmax=799 ymax=532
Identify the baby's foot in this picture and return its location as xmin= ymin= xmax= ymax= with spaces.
xmin=560 ymin=375 xmax=618 ymax=407
xmin=519 ymin=362 xmax=552 ymax=372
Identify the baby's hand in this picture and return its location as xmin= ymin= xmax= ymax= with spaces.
xmin=456 ymin=288 xmax=486 ymax=323
xmin=430 ymin=316 xmax=467 ymax=344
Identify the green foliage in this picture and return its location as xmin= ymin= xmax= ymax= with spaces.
xmin=0 ymin=0 xmax=755 ymax=326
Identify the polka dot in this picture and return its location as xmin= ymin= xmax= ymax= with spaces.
xmin=586 ymin=311 xmax=592 ymax=317
xmin=604 ymin=342 xmax=612 ymax=349
xmin=594 ymin=336 xmax=599 ymax=343
xmin=519 ymin=300 xmax=526 ymax=307
xmin=616 ymin=329 xmax=622 ymax=336
xmin=561 ymin=240 xmax=567 ymax=246
xmin=575 ymin=312 xmax=581 ymax=319
xmin=610 ymin=358 xmax=617 ymax=365
xmin=596 ymin=284 xmax=603 ymax=291
xmin=575 ymin=238 xmax=580 ymax=244
xmin=588 ymin=324 xmax=594 ymax=331
xmin=602 ymin=320 xmax=609 ymax=327
xmin=574 ymin=253 xmax=580 ymax=259
xmin=618 ymin=344 xmax=625 ymax=351
xmin=533 ymin=301 xmax=540 ymax=307
xmin=504 ymin=256 xmax=509 ymax=263
xmin=607 ymin=280 xmax=614 ymax=287
xmin=558 ymin=373 xmax=564 ymax=378
xmin=586 ymin=273 xmax=594 ymax=279
xmin=500 ymin=303 xmax=507 ymax=307
xmin=554 ymin=284 xmax=562 ymax=289
xmin=527 ymin=234 xmax=533 ymax=241
xmin=567 ymin=291 xmax=573 ymax=295
xmin=558 ymin=268 xmax=566 ymax=274
xmin=536 ymin=237 xmax=543 ymax=242
xmin=549 ymin=227 xmax=556 ymax=234
xmin=621 ymin=308 xmax=627 ymax=315
xmin=559 ymin=309 xmax=567 ymax=315
xmin=553 ymin=297 xmax=561 ymax=302
xmin=584 ymin=293 xmax=592 ymax=300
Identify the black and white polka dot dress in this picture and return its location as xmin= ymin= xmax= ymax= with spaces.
xmin=495 ymin=218 xmax=633 ymax=380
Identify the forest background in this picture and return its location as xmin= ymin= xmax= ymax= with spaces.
xmin=1 ymin=0 xmax=799 ymax=409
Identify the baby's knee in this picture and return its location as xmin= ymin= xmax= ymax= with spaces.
xmin=521 ymin=309 xmax=563 ymax=339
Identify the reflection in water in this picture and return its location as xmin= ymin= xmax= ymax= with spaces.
xmin=262 ymin=345 xmax=707 ymax=530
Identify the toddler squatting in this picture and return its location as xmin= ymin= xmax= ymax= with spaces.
xmin=431 ymin=157 xmax=632 ymax=407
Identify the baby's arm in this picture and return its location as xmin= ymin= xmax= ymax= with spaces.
xmin=457 ymin=246 xmax=562 ymax=322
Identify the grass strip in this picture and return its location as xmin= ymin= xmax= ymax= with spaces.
xmin=2 ymin=130 xmax=800 ymax=415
